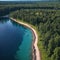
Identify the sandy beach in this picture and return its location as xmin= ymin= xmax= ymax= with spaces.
xmin=10 ymin=18 xmax=41 ymax=60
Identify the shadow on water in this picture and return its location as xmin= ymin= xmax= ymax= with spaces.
xmin=0 ymin=18 xmax=26 ymax=60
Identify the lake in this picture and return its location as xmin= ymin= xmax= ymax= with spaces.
xmin=0 ymin=18 xmax=33 ymax=60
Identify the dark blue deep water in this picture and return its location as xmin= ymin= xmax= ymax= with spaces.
xmin=0 ymin=18 xmax=33 ymax=60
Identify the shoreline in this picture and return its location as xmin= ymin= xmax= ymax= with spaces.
xmin=10 ymin=18 xmax=40 ymax=60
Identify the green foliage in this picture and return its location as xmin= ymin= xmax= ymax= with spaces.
xmin=55 ymin=34 xmax=60 ymax=47
xmin=51 ymin=47 xmax=60 ymax=60
xmin=48 ymin=39 xmax=56 ymax=56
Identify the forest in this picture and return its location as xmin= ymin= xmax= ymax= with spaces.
xmin=0 ymin=1 xmax=60 ymax=16
xmin=0 ymin=1 xmax=60 ymax=60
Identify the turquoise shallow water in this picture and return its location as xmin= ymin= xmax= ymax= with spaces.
xmin=15 ymin=28 xmax=33 ymax=60
xmin=0 ymin=18 xmax=33 ymax=60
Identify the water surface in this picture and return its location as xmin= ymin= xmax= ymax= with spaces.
xmin=0 ymin=18 xmax=33 ymax=60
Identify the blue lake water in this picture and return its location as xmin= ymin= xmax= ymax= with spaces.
xmin=0 ymin=18 xmax=33 ymax=60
